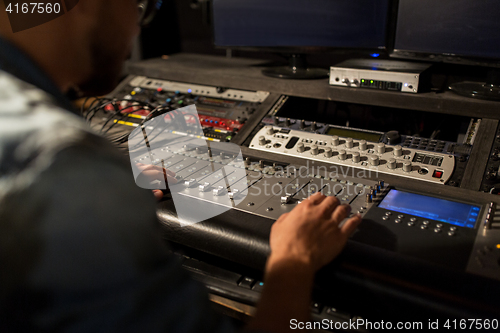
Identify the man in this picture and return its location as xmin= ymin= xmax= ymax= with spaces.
xmin=0 ymin=1 xmax=361 ymax=332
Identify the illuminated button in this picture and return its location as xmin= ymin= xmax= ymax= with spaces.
xmin=385 ymin=212 xmax=392 ymax=216
xmin=407 ymin=221 xmax=415 ymax=226
xmin=397 ymin=214 xmax=404 ymax=218
xmin=382 ymin=216 xmax=389 ymax=221
xmin=448 ymin=231 xmax=455 ymax=236
xmin=433 ymin=170 xmax=443 ymax=178
xmin=410 ymin=217 xmax=417 ymax=222
xmin=450 ymin=226 xmax=457 ymax=231
xmin=422 ymin=220 xmax=429 ymax=225
xmin=395 ymin=219 xmax=402 ymax=223
xmin=421 ymin=225 xmax=428 ymax=230
xmin=434 ymin=228 xmax=442 ymax=233
xmin=436 ymin=223 xmax=443 ymax=228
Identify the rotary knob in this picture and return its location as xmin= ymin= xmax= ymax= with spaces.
xmin=258 ymin=136 xmax=266 ymax=146
xmin=297 ymin=142 xmax=305 ymax=153
xmin=369 ymin=155 xmax=380 ymax=166
xmin=402 ymin=161 xmax=412 ymax=172
xmin=387 ymin=158 xmax=397 ymax=169
xmin=359 ymin=140 xmax=367 ymax=151
xmin=324 ymin=147 xmax=333 ymax=157
xmin=339 ymin=150 xmax=347 ymax=160
xmin=352 ymin=152 xmax=360 ymax=163
xmin=345 ymin=137 xmax=353 ymax=148
xmin=377 ymin=142 xmax=386 ymax=154
xmin=265 ymin=125 xmax=274 ymax=135
xmin=311 ymin=144 xmax=319 ymax=155
xmin=393 ymin=145 xmax=403 ymax=157
xmin=331 ymin=135 xmax=340 ymax=146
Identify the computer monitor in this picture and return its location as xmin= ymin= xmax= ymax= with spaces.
xmin=212 ymin=0 xmax=392 ymax=79
xmin=392 ymin=0 xmax=500 ymax=100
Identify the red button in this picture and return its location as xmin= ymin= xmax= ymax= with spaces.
xmin=433 ymin=170 xmax=443 ymax=178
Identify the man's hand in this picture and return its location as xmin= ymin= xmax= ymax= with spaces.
xmin=134 ymin=163 xmax=177 ymax=201
xmin=248 ymin=192 xmax=361 ymax=333
xmin=268 ymin=192 xmax=361 ymax=272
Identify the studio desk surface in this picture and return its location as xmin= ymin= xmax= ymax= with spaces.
xmin=125 ymin=54 xmax=500 ymax=322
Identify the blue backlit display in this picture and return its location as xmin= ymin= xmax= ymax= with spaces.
xmin=378 ymin=189 xmax=480 ymax=228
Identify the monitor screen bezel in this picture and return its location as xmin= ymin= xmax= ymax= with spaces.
xmin=210 ymin=0 xmax=397 ymax=56
xmin=389 ymin=0 xmax=500 ymax=69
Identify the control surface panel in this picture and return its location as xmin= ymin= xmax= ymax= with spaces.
xmin=249 ymin=125 xmax=455 ymax=184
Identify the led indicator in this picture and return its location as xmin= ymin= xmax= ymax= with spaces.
xmin=361 ymin=79 xmax=365 ymax=83
xmin=370 ymin=53 xmax=380 ymax=58
xmin=187 ymin=89 xmax=192 ymax=93
xmin=497 ymin=244 xmax=500 ymax=249
xmin=370 ymin=80 xmax=374 ymax=84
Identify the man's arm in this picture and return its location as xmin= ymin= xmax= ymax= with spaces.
xmin=247 ymin=193 xmax=361 ymax=333
xmin=5 ymin=143 xmax=234 ymax=333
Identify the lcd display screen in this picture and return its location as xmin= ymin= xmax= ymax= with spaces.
xmin=378 ymin=189 xmax=480 ymax=228
xmin=326 ymin=127 xmax=382 ymax=143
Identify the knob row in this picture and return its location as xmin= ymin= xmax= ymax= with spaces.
xmin=295 ymin=143 xmax=403 ymax=157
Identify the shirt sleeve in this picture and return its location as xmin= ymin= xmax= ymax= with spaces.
xmin=6 ymin=142 xmax=236 ymax=333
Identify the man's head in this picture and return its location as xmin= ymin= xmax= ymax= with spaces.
xmin=0 ymin=0 xmax=154 ymax=96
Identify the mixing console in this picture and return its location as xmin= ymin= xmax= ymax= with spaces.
xmin=128 ymin=126 xmax=499 ymax=280
xmin=87 ymin=75 xmax=271 ymax=143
